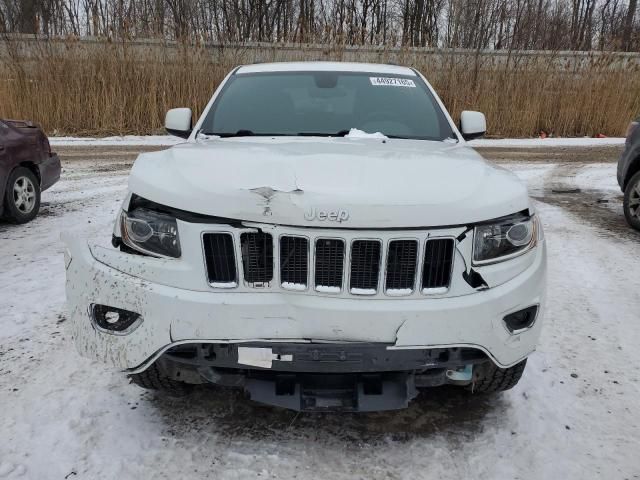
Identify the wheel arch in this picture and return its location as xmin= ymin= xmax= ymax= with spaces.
xmin=18 ymin=161 xmax=42 ymax=185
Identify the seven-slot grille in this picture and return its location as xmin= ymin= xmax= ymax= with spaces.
xmin=204 ymin=232 xmax=455 ymax=295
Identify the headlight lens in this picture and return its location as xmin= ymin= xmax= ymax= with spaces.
xmin=121 ymin=208 xmax=181 ymax=258
xmin=473 ymin=214 xmax=538 ymax=265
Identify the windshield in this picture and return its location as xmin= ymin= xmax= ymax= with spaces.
xmin=200 ymin=71 xmax=455 ymax=141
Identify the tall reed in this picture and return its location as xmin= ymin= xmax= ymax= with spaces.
xmin=1 ymin=39 xmax=638 ymax=137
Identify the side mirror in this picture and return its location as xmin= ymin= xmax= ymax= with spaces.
xmin=165 ymin=108 xmax=192 ymax=139
xmin=459 ymin=111 xmax=486 ymax=140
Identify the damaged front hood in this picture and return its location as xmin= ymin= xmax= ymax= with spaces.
xmin=128 ymin=137 xmax=530 ymax=228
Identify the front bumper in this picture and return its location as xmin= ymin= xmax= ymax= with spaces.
xmin=64 ymin=227 xmax=546 ymax=372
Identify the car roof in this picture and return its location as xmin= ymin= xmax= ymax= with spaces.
xmin=236 ymin=61 xmax=416 ymax=76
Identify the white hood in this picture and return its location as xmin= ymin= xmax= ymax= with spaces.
xmin=128 ymin=137 xmax=531 ymax=228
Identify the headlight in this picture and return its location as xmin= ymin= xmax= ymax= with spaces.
xmin=121 ymin=208 xmax=181 ymax=258
xmin=473 ymin=213 xmax=538 ymax=265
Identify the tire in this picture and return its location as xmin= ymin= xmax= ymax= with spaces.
xmin=623 ymin=170 xmax=640 ymax=231
xmin=128 ymin=363 xmax=191 ymax=397
xmin=3 ymin=167 xmax=41 ymax=224
xmin=467 ymin=359 xmax=527 ymax=394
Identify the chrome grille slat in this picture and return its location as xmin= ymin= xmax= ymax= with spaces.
xmin=422 ymin=238 xmax=454 ymax=291
xmin=203 ymin=233 xmax=237 ymax=285
xmin=240 ymin=232 xmax=273 ymax=285
xmin=385 ymin=240 xmax=418 ymax=293
xmin=314 ymin=238 xmax=345 ymax=291
xmin=280 ymin=236 xmax=309 ymax=288
xmin=350 ymin=240 xmax=381 ymax=293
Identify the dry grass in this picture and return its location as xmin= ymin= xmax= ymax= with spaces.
xmin=426 ymin=53 xmax=640 ymax=137
xmin=1 ymin=39 xmax=639 ymax=137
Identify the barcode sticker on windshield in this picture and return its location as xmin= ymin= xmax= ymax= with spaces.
xmin=369 ymin=77 xmax=416 ymax=87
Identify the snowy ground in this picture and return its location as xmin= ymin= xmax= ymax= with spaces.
xmin=1 ymin=145 xmax=640 ymax=479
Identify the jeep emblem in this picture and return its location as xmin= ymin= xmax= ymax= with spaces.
xmin=304 ymin=207 xmax=349 ymax=223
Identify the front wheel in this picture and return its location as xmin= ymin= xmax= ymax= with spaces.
xmin=467 ymin=359 xmax=527 ymax=394
xmin=3 ymin=167 xmax=41 ymax=224
xmin=623 ymin=170 xmax=640 ymax=231
xmin=128 ymin=363 xmax=191 ymax=397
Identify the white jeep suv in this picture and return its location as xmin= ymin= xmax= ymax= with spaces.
xmin=64 ymin=62 xmax=546 ymax=412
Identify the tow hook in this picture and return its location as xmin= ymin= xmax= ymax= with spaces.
xmin=446 ymin=364 xmax=473 ymax=382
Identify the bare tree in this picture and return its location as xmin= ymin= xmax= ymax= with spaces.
xmin=0 ymin=0 xmax=638 ymax=51
xmin=622 ymin=0 xmax=637 ymax=49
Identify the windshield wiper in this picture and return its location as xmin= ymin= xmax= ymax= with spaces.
xmin=209 ymin=130 xmax=288 ymax=138
xmin=295 ymin=130 xmax=350 ymax=137
xmin=207 ymin=130 xmax=353 ymax=138
xmin=214 ymin=130 xmax=255 ymax=137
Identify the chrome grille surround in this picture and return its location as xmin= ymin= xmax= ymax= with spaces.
xmin=201 ymin=224 xmax=459 ymax=298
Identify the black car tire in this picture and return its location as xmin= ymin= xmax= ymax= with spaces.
xmin=3 ymin=167 xmax=41 ymax=224
xmin=623 ymin=170 xmax=640 ymax=231
xmin=128 ymin=363 xmax=191 ymax=397
xmin=467 ymin=359 xmax=527 ymax=394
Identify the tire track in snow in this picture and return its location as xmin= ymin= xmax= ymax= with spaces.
xmin=530 ymin=162 xmax=639 ymax=241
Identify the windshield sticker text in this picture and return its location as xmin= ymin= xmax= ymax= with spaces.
xmin=369 ymin=77 xmax=416 ymax=87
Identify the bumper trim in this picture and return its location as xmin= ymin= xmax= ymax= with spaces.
xmin=127 ymin=340 xmax=494 ymax=374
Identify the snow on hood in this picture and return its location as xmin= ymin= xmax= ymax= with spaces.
xmin=128 ymin=137 xmax=530 ymax=228
xmin=345 ymin=128 xmax=388 ymax=139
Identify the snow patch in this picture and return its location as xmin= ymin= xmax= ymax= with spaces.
xmin=49 ymin=135 xmax=183 ymax=146
xmin=469 ymin=137 xmax=626 ymax=148
xmin=282 ymin=282 xmax=307 ymax=291
xmin=210 ymin=281 xmax=238 ymax=288
xmin=3 ymin=153 xmax=640 ymax=480
xmin=386 ymin=288 xmax=413 ymax=297
xmin=315 ymin=285 xmax=341 ymax=293
xmin=350 ymin=287 xmax=377 ymax=295
xmin=421 ymin=287 xmax=448 ymax=295
xmin=345 ymin=128 xmax=388 ymax=139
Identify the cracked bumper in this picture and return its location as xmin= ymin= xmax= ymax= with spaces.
xmin=64 ymin=235 xmax=546 ymax=371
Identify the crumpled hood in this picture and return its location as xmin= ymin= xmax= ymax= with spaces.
xmin=128 ymin=137 xmax=530 ymax=228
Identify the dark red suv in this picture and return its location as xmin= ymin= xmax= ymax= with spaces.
xmin=0 ymin=119 xmax=61 ymax=223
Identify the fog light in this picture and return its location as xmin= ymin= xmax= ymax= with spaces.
xmin=91 ymin=304 xmax=142 ymax=335
xmin=503 ymin=306 xmax=538 ymax=334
